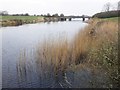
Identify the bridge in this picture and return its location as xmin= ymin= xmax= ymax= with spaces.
xmin=59 ymin=15 xmax=91 ymax=21
xmin=44 ymin=15 xmax=91 ymax=22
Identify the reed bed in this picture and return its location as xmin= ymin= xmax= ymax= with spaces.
xmin=36 ymin=19 xmax=118 ymax=87
xmin=17 ymin=18 xmax=118 ymax=87
xmin=36 ymin=38 xmax=71 ymax=77
xmin=86 ymin=20 xmax=118 ymax=88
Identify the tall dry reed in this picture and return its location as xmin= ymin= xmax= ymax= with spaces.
xmin=36 ymin=19 xmax=118 ymax=87
xmin=17 ymin=18 xmax=118 ymax=87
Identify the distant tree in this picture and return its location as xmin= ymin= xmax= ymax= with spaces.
xmin=0 ymin=11 xmax=8 ymax=16
xmin=55 ymin=13 xmax=59 ymax=17
xmin=46 ymin=13 xmax=51 ymax=17
xmin=16 ymin=14 xmax=19 ymax=16
xmin=21 ymin=14 xmax=24 ymax=16
xmin=111 ymin=3 xmax=118 ymax=11
xmin=52 ymin=13 xmax=59 ymax=17
xmin=43 ymin=14 xmax=47 ymax=17
xmin=92 ymin=10 xmax=119 ymax=18
xmin=25 ymin=13 xmax=29 ymax=16
xmin=103 ymin=2 xmax=111 ymax=12
xmin=40 ymin=14 xmax=44 ymax=16
xmin=118 ymin=1 xmax=120 ymax=10
xmin=12 ymin=14 xmax=20 ymax=16
xmin=60 ymin=14 xmax=64 ymax=17
xmin=52 ymin=14 xmax=55 ymax=17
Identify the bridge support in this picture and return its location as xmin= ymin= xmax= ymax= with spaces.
xmin=82 ymin=17 xmax=85 ymax=21
xmin=60 ymin=18 xmax=64 ymax=21
xmin=64 ymin=18 xmax=66 ymax=21
xmin=60 ymin=17 xmax=66 ymax=21
xmin=69 ymin=18 xmax=72 ymax=21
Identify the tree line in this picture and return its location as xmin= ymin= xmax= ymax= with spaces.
xmin=92 ymin=10 xmax=120 ymax=18
xmin=0 ymin=11 xmax=64 ymax=17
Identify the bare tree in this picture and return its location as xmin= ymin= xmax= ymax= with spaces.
xmin=111 ymin=3 xmax=117 ymax=10
xmin=103 ymin=2 xmax=111 ymax=12
xmin=118 ymin=1 xmax=120 ymax=10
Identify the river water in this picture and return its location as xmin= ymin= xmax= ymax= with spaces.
xmin=1 ymin=20 xmax=106 ymax=88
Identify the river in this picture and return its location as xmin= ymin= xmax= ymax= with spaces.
xmin=1 ymin=20 xmax=97 ymax=88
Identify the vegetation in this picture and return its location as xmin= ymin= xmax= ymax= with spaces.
xmin=0 ymin=15 xmax=44 ymax=27
xmin=101 ymin=17 xmax=119 ymax=22
xmin=92 ymin=10 xmax=119 ymax=18
xmin=85 ymin=19 xmax=118 ymax=87
xmin=35 ymin=18 xmax=118 ymax=88
xmin=1 ymin=15 xmax=41 ymax=21
xmin=0 ymin=13 xmax=65 ymax=26
xmin=16 ymin=17 xmax=118 ymax=87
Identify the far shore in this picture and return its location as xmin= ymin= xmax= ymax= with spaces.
xmin=0 ymin=16 xmax=45 ymax=27
xmin=0 ymin=15 xmax=90 ymax=27
xmin=0 ymin=15 xmax=65 ymax=27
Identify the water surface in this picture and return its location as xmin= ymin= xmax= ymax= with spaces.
xmin=2 ymin=21 xmax=92 ymax=88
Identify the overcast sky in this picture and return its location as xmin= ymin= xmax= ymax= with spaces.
xmin=0 ymin=0 xmax=119 ymax=16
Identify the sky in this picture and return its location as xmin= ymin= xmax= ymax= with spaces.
xmin=0 ymin=0 xmax=119 ymax=16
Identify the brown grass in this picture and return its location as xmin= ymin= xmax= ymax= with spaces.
xmin=17 ymin=18 xmax=118 ymax=87
xmin=86 ymin=20 xmax=118 ymax=88
xmin=36 ymin=38 xmax=71 ymax=77
xmin=38 ymin=19 xmax=118 ymax=87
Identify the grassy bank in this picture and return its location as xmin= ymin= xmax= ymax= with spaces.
xmin=101 ymin=17 xmax=119 ymax=22
xmin=0 ymin=15 xmax=63 ymax=27
xmin=0 ymin=15 xmax=44 ymax=27
xmin=1 ymin=15 xmax=41 ymax=21
xmin=35 ymin=18 xmax=118 ymax=88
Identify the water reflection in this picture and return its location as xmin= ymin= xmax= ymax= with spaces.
xmin=17 ymin=47 xmax=73 ymax=88
xmin=16 ymin=44 xmax=109 ymax=88
xmin=2 ymin=21 xmax=90 ymax=88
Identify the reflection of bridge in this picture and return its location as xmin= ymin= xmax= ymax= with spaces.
xmin=59 ymin=15 xmax=91 ymax=21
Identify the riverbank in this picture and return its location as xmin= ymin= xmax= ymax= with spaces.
xmin=36 ymin=18 xmax=118 ymax=88
xmin=0 ymin=15 xmax=90 ymax=27
xmin=0 ymin=15 xmax=73 ymax=27
xmin=0 ymin=15 xmax=45 ymax=27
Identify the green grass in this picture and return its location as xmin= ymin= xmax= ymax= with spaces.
xmin=101 ymin=17 xmax=119 ymax=22
xmin=1 ymin=15 xmax=43 ymax=21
